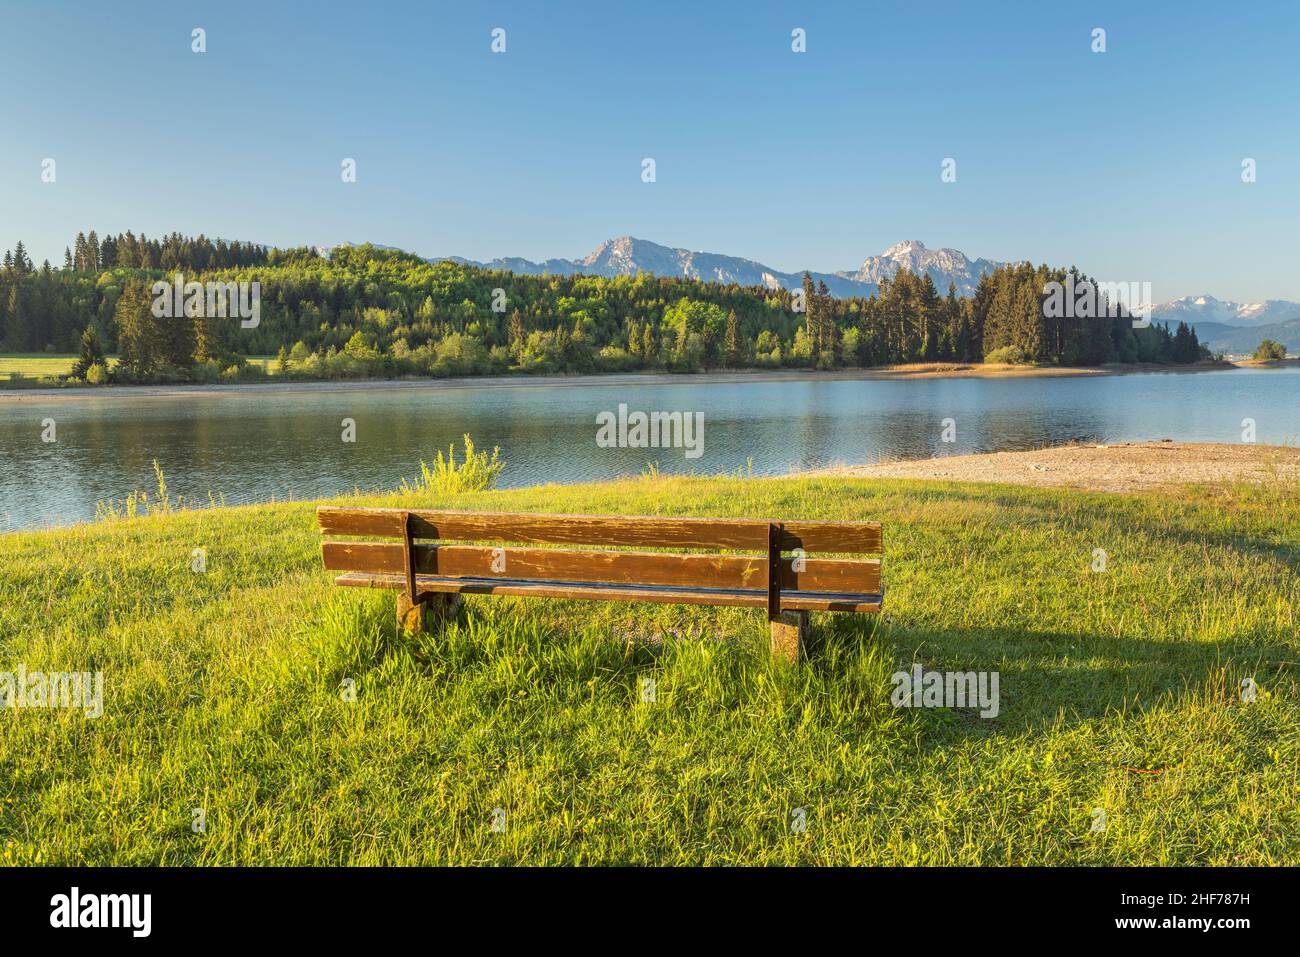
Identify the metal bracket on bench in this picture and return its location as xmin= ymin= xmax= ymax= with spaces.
xmin=767 ymin=522 xmax=782 ymax=621
xmin=401 ymin=510 xmax=419 ymax=605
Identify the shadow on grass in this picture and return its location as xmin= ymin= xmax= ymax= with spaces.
xmin=816 ymin=615 xmax=1293 ymax=745
xmin=330 ymin=584 xmax=1289 ymax=757
xmin=855 ymin=479 xmax=1300 ymax=576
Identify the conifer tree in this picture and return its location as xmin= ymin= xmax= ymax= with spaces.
xmin=4 ymin=283 xmax=28 ymax=351
xmin=508 ymin=308 xmax=525 ymax=359
xmin=816 ymin=280 xmax=832 ymax=363
xmin=114 ymin=280 xmax=161 ymax=379
xmin=725 ymin=309 xmax=739 ymax=368
xmin=801 ymin=271 xmax=817 ymax=356
xmin=12 ymin=241 xmax=31 ymax=273
xmin=70 ymin=325 xmax=106 ymax=378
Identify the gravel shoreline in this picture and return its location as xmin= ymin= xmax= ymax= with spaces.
xmin=814 ymin=442 xmax=1300 ymax=493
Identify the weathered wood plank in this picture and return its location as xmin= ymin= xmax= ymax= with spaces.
xmin=321 ymin=541 xmax=880 ymax=594
xmin=316 ymin=506 xmax=882 ymax=553
xmin=333 ymin=572 xmax=884 ymax=614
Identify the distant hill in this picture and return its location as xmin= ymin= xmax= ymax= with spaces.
xmin=1183 ymin=317 xmax=1300 ymax=356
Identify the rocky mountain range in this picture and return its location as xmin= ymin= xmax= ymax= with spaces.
xmin=1145 ymin=294 xmax=1300 ymax=327
xmin=433 ymin=236 xmax=1008 ymax=298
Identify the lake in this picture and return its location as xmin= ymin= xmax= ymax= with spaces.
xmin=2 ymin=367 xmax=1298 ymax=532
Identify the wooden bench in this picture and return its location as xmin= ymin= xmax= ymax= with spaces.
xmin=317 ymin=506 xmax=883 ymax=662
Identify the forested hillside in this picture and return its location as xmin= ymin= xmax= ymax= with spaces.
xmin=0 ymin=233 xmax=1208 ymax=383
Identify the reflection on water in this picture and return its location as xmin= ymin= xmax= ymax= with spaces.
xmin=1 ymin=368 xmax=1297 ymax=532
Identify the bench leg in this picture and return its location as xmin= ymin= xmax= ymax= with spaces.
xmin=769 ymin=610 xmax=808 ymax=663
xmin=396 ymin=593 xmax=427 ymax=636
xmin=396 ymin=592 xmax=463 ymax=637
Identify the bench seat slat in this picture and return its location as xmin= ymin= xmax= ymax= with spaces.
xmin=321 ymin=541 xmax=880 ymax=594
xmin=317 ymin=506 xmax=881 ymax=554
xmin=332 ymin=571 xmax=884 ymax=614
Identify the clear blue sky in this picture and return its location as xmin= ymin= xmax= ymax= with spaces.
xmin=2 ymin=0 xmax=1297 ymax=301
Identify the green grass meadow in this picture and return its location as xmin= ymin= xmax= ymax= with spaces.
xmin=0 ymin=354 xmax=94 ymax=381
xmin=0 ymin=353 xmax=274 ymax=386
xmin=0 ymin=474 xmax=1296 ymax=865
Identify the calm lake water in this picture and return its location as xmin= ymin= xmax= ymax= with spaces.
xmin=2 ymin=368 xmax=1298 ymax=532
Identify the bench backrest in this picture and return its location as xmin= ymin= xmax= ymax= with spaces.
xmin=318 ymin=506 xmax=882 ymax=611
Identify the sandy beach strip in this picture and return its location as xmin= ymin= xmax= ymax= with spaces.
xmin=0 ymin=360 xmax=1247 ymax=403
